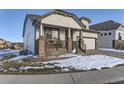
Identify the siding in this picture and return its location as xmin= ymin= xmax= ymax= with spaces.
xmin=115 ymin=30 xmax=124 ymax=40
xmin=23 ymin=18 xmax=35 ymax=54
xmin=98 ymin=30 xmax=116 ymax=48
xmin=83 ymin=31 xmax=98 ymax=38
xmin=41 ymin=14 xmax=81 ymax=29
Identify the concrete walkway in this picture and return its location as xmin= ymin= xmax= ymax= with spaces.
xmin=1 ymin=65 xmax=124 ymax=84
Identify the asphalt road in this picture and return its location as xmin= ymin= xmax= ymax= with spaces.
xmin=1 ymin=65 xmax=124 ymax=84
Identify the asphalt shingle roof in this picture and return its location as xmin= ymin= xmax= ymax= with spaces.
xmin=90 ymin=20 xmax=121 ymax=31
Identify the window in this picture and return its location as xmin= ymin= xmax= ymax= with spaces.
xmin=45 ymin=27 xmax=59 ymax=40
xmin=46 ymin=30 xmax=52 ymax=39
xmin=101 ymin=33 xmax=103 ymax=36
xmin=109 ymin=33 xmax=111 ymax=35
xmin=104 ymin=33 xmax=107 ymax=36
xmin=118 ymin=32 xmax=122 ymax=40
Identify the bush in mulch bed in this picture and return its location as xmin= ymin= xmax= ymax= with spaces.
xmin=89 ymin=68 xmax=98 ymax=71
xmin=114 ymin=63 xmax=124 ymax=67
xmin=21 ymin=66 xmax=62 ymax=73
xmin=1 ymin=61 xmax=40 ymax=70
xmin=101 ymin=67 xmax=110 ymax=69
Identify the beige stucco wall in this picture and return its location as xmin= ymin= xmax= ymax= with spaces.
xmin=82 ymin=31 xmax=98 ymax=38
xmin=41 ymin=14 xmax=81 ymax=29
xmin=118 ymin=25 xmax=124 ymax=31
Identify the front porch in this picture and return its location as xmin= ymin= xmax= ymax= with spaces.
xmin=37 ymin=24 xmax=84 ymax=57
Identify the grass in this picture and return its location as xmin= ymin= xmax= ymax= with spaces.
xmin=1 ymin=61 xmax=40 ymax=70
xmin=3 ymin=54 xmax=16 ymax=60
xmin=114 ymin=63 xmax=124 ymax=67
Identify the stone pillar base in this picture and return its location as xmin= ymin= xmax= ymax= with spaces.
xmin=38 ymin=36 xmax=45 ymax=57
xmin=67 ymin=38 xmax=72 ymax=52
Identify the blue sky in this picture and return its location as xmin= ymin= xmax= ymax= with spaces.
xmin=0 ymin=9 xmax=124 ymax=42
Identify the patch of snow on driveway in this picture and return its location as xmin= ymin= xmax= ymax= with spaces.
xmin=100 ymin=48 xmax=124 ymax=53
xmin=43 ymin=54 xmax=124 ymax=70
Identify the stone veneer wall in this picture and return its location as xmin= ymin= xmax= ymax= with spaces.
xmin=38 ymin=37 xmax=46 ymax=57
xmin=67 ymin=38 xmax=72 ymax=52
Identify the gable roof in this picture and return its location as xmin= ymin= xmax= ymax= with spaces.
xmin=90 ymin=20 xmax=121 ymax=31
xmin=22 ymin=9 xmax=86 ymax=37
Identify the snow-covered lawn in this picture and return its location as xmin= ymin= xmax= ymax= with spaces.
xmin=0 ymin=49 xmax=34 ymax=62
xmin=42 ymin=54 xmax=124 ymax=71
xmin=1 ymin=49 xmax=124 ymax=73
xmin=0 ymin=49 xmax=20 ymax=56
xmin=0 ymin=49 xmax=20 ymax=60
xmin=100 ymin=48 xmax=124 ymax=53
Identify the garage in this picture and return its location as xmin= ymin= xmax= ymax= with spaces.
xmin=83 ymin=38 xmax=96 ymax=50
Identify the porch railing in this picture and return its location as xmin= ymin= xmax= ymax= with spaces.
xmin=45 ymin=39 xmax=66 ymax=49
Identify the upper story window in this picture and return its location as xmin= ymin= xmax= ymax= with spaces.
xmin=104 ymin=33 xmax=107 ymax=36
xmin=109 ymin=32 xmax=111 ymax=35
xmin=118 ymin=32 xmax=122 ymax=40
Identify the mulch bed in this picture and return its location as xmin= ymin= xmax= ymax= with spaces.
xmin=23 ymin=56 xmax=75 ymax=63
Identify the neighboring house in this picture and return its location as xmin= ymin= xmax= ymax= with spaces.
xmin=90 ymin=20 xmax=124 ymax=49
xmin=12 ymin=42 xmax=23 ymax=50
xmin=0 ymin=38 xmax=6 ymax=48
xmin=6 ymin=41 xmax=13 ymax=48
xmin=23 ymin=9 xmax=98 ymax=57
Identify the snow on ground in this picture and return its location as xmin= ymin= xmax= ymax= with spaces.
xmin=8 ymin=54 xmax=33 ymax=62
xmin=100 ymin=48 xmax=124 ymax=53
xmin=43 ymin=54 xmax=124 ymax=70
xmin=0 ymin=49 xmax=20 ymax=60
xmin=58 ymin=53 xmax=77 ymax=58
xmin=0 ymin=49 xmax=20 ymax=56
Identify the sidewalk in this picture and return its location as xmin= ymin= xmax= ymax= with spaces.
xmin=0 ymin=65 xmax=124 ymax=84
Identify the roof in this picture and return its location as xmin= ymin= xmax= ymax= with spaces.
xmin=23 ymin=9 xmax=86 ymax=37
xmin=90 ymin=20 xmax=121 ymax=31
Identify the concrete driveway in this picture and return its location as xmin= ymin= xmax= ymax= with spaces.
xmin=1 ymin=65 xmax=124 ymax=84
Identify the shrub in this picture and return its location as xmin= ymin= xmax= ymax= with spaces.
xmin=2 ymin=62 xmax=40 ymax=70
xmin=2 ymin=62 xmax=22 ymax=70
xmin=101 ymin=67 xmax=110 ymax=69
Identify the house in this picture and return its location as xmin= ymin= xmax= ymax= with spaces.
xmin=90 ymin=20 xmax=124 ymax=49
xmin=12 ymin=42 xmax=23 ymax=50
xmin=0 ymin=38 xmax=6 ymax=48
xmin=23 ymin=9 xmax=98 ymax=57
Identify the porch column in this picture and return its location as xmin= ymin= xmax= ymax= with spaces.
xmin=79 ymin=29 xmax=84 ymax=50
xmin=80 ymin=29 xmax=83 ymax=39
xmin=38 ymin=24 xmax=45 ymax=57
xmin=67 ymin=28 xmax=72 ymax=52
